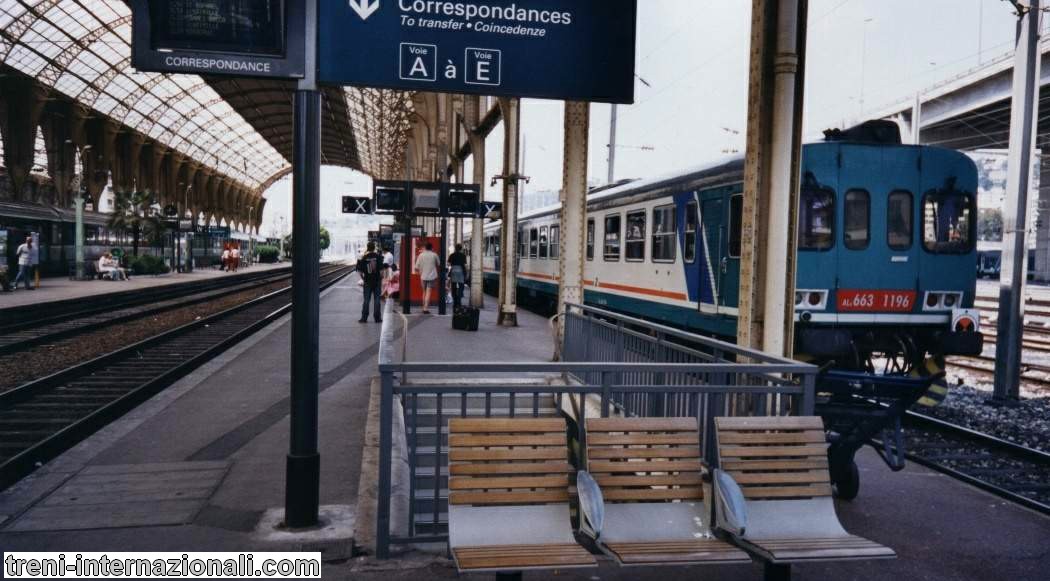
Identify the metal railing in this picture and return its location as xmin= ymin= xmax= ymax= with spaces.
xmin=373 ymin=302 xmax=818 ymax=557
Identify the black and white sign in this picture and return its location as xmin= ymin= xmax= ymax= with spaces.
xmin=479 ymin=201 xmax=503 ymax=219
xmin=343 ymin=196 xmax=373 ymax=214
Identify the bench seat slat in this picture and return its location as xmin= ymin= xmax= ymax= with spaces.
xmin=719 ymin=444 xmax=828 ymax=458
xmin=450 ymin=448 xmax=566 ymax=461
xmin=720 ymin=458 xmax=829 ymax=471
xmin=449 ymin=434 xmax=566 ymax=447
xmin=747 ymin=536 xmax=896 ymax=562
xmin=449 ymin=462 xmax=573 ymax=476
xmin=715 ymin=416 xmax=825 ymax=430
xmin=595 ymin=474 xmax=704 ymax=487
xmin=449 ymin=475 xmax=570 ymax=490
xmin=588 ymin=418 xmax=699 ymax=432
xmin=740 ymin=483 xmax=833 ymax=499
xmin=454 ymin=544 xmax=596 ymax=570
xmin=449 ymin=418 xmax=567 ymax=433
xmin=588 ymin=459 xmax=703 ymax=473
xmin=587 ymin=447 xmax=701 ymax=460
xmin=602 ymin=487 xmax=703 ymax=501
xmin=588 ymin=433 xmax=699 ymax=446
xmin=718 ymin=431 xmax=826 ymax=444
xmin=449 ymin=490 xmax=570 ymax=505
xmin=732 ymin=470 xmax=830 ymax=485
xmin=605 ymin=540 xmax=750 ymax=565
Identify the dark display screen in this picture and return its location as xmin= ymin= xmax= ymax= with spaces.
xmin=375 ymin=187 xmax=407 ymax=213
xmin=150 ymin=0 xmax=285 ymax=57
xmin=447 ymin=186 xmax=480 ymax=216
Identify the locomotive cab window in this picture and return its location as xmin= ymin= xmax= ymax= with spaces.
xmin=529 ymin=228 xmax=539 ymax=258
xmin=844 ymin=189 xmax=870 ymax=250
xmin=923 ymin=190 xmax=975 ymax=254
xmin=586 ymin=219 xmax=595 ymax=261
xmin=799 ymin=184 xmax=835 ymax=250
xmin=539 ymin=226 xmax=549 ymax=259
xmin=684 ymin=201 xmax=698 ymax=263
xmin=729 ymin=194 xmax=743 ymax=258
xmin=626 ymin=211 xmax=646 ymax=261
xmin=604 ymin=214 xmax=621 ymax=261
xmin=887 ymin=190 xmax=913 ymax=250
xmin=652 ymin=205 xmax=676 ymax=262
xmin=550 ymin=226 xmax=560 ymax=260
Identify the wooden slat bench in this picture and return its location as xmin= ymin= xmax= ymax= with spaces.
xmin=579 ymin=417 xmax=750 ymax=567
xmin=447 ymin=417 xmax=596 ymax=578
xmin=713 ymin=416 xmax=895 ymax=580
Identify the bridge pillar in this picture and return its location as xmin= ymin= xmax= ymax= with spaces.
xmin=496 ymin=97 xmax=521 ymax=326
xmin=557 ymin=101 xmax=590 ymax=343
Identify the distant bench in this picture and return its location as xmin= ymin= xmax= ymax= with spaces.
xmin=446 ymin=415 xmax=894 ymax=581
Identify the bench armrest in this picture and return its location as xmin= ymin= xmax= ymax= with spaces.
xmin=576 ymin=470 xmax=604 ymax=540
xmin=713 ymin=469 xmax=748 ymax=537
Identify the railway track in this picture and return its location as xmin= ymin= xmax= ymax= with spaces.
xmin=0 ymin=266 xmax=292 ymax=331
xmin=901 ymin=411 xmax=1050 ymax=516
xmin=0 ymin=268 xmax=304 ymax=354
xmin=0 ymin=264 xmax=353 ymax=489
xmin=946 ymin=356 xmax=1050 ymax=388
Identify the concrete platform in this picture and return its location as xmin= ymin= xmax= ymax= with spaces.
xmin=0 ymin=261 xmax=287 ymax=309
xmin=3 ymin=284 xmax=1049 ymax=580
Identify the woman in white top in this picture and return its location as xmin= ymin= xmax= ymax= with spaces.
xmin=414 ymin=242 xmax=440 ymax=314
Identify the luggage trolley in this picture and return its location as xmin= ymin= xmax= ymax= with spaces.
xmin=815 ymin=369 xmax=943 ymax=500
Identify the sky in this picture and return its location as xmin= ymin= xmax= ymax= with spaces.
xmin=260 ymin=0 xmax=1025 ymax=238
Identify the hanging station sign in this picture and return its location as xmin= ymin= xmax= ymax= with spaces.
xmin=318 ymin=0 xmax=638 ymax=103
xmin=130 ymin=0 xmax=307 ymax=79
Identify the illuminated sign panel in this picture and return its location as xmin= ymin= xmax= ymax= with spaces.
xmin=131 ymin=0 xmax=305 ymax=79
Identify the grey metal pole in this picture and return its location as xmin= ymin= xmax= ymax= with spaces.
xmin=994 ymin=0 xmax=1041 ymax=404
xmin=497 ymin=97 xmax=521 ymax=327
xmin=467 ymin=96 xmax=486 ymax=309
xmin=286 ymin=0 xmax=321 ymax=528
xmin=607 ymin=104 xmax=617 ymax=184
xmin=74 ymin=193 xmax=84 ymax=279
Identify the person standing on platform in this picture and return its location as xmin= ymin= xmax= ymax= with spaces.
xmin=230 ymin=245 xmax=240 ymax=272
xmin=220 ymin=245 xmax=230 ymax=271
xmin=448 ymin=243 xmax=467 ymax=310
xmin=382 ymin=244 xmax=395 ymax=269
xmin=13 ymin=236 xmax=33 ymax=291
xmin=29 ymin=236 xmax=39 ymax=289
xmin=357 ymin=241 xmax=386 ymax=323
xmin=415 ymin=242 xmax=440 ymax=315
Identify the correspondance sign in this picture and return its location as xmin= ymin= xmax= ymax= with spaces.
xmin=318 ymin=0 xmax=638 ymax=103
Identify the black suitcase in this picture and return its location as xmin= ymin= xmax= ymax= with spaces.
xmin=452 ymin=306 xmax=479 ymax=331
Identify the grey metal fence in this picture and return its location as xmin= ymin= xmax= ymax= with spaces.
xmin=373 ymin=303 xmax=818 ymax=558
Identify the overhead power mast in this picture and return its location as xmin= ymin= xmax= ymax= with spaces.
xmin=736 ymin=0 xmax=809 ymax=359
xmin=994 ymin=0 xmax=1041 ymax=404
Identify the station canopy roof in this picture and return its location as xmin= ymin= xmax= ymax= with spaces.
xmin=0 ymin=0 xmax=415 ymax=192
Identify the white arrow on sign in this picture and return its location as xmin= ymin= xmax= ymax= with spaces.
xmin=349 ymin=0 xmax=380 ymax=21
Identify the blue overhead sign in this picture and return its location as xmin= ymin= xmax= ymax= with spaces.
xmin=318 ymin=0 xmax=638 ymax=103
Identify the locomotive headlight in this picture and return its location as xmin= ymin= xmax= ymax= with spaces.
xmin=926 ymin=293 xmax=941 ymax=308
xmin=924 ymin=291 xmax=963 ymax=311
xmin=943 ymin=293 xmax=957 ymax=307
xmin=794 ymin=289 xmax=828 ymax=311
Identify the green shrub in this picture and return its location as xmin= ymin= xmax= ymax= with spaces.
xmin=129 ymin=254 xmax=170 ymax=275
xmin=256 ymin=245 xmax=280 ymax=263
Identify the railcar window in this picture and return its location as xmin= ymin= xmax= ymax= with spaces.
xmin=518 ymin=229 xmax=525 ymax=258
xmin=652 ymin=205 xmax=677 ymax=262
xmin=844 ymin=189 xmax=870 ymax=250
xmin=539 ymin=226 xmax=549 ymax=259
xmin=923 ymin=192 xmax=974 ymax=253
xmin=550 ymin=226 xmax=560 ymax=260
xmin=604 ymin=215 xmax=621 ymax=261
xmin=729 ymin=194 xmax=743 ymax=258
xmin=586 ymin=219 xmax=595 ymax=261
xmin=887 ymin=191 xmax=913 ymax=250
xmin=529 ymin=228 xmax=539 ymax=258
xmin=798 ymin=185 xmax=835 ymax=250
xmin=684 ymin=201 xmax=698 ymax=263
xmin=626 ymin=211 xmax=646 ymax=261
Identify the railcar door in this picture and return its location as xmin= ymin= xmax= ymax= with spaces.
xmin=700 ymin=195 xmax=725 ymax=314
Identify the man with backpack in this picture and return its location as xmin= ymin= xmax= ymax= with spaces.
xmin=357 ymin=241 xmax=387 ymax=323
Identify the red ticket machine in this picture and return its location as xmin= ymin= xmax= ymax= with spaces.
xmin=402 ymin=235 xmax=441 ymax=306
